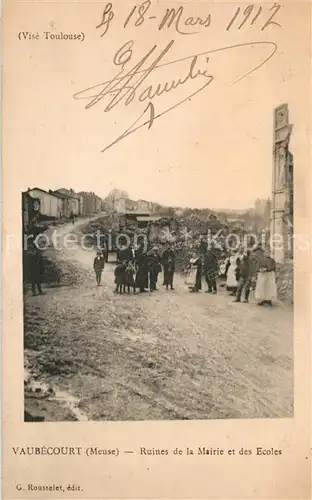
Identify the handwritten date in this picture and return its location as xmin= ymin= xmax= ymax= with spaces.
xmin=96 ymin=1 xmax=282 ymax=37
xmin=226 ymin=3 xmax=282 ymax=31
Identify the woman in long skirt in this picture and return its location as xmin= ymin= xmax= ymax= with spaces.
xmin=186 ymin=253 xmax=202 ymax=292
xmin=226 ymin=254 xmax=240 ymax=295
xmin=255 ymin=252 xmax=277 ymax=306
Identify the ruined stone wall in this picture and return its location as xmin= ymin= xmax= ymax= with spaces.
xmin=271 ymin=104 xmax=294 ymax=265
xmin=275 ymin=259 xmax=293 ymax=305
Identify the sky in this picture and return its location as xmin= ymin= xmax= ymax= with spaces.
xmin=7 ymin=1 xmax=311 ymax=210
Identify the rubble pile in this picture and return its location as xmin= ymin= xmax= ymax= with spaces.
xmin=276 ymin=260 xmax=293 ymax=304
xmin=81 ymin=214 xmax=118 ymax=235
xmin=41 ymin=254 xmax=85 ymax=288
xmin=79 ymin=214 xmax=120 ymax=249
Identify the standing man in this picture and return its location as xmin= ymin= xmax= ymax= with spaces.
xmin=164 ymin=257 xmax=175 ymax=291
xmin=234 ymin=251 xmax=253 ymax=303
xmin=70 ymin=211 xmax=75 ymax=225
xmin=130 ymin=243 xmax=136 ymax=264
xmin=135 ymin=244 xmax=149 ymax=293
xmin=162 ymin=243 xmax=176 ymax=290
xmin=204 ymin=248 xmax=218 ymax=294
xmin=28 ymin=247 xmax=45 ymax=296
xmin=148 ymin=247 xmax=162 ymax=292
xmin=102 ymin=241 xmax=108 ymax=263
xmin=93 ymin=251 xmax=105 ymax=286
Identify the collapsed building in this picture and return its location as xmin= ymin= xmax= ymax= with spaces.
xmin=270 ymin=104 xmax=294 ymax=264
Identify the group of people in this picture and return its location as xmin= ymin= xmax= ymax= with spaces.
xmin=93 ymin=243 xmax=176 ymax=294
xmin=93 ymin=241 xmax=278 ymax=306
xmin=191 ymin=248 xmax=277 ymax=306
xmin=186 ymin=247 xmax=277 ymax=306
xmin=115 ymin=243 xmax=176 ymax=294
xmin=185 ymin=249 xmax=219 ymax=294
xmin=225 ymin=249 xmax=277 ymax=305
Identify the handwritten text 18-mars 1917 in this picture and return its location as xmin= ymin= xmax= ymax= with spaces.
xmin=73 ymin=1 xmax=283 ymax=153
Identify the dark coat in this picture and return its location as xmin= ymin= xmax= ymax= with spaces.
xmin=196 ymin=259 xmax=202 ymax=290
xmin=163 ymin=258 xmax=175 ymax=285
xmin=257 ymin=256 xmax=276 ymax=273
xmin=204 ymin=250 xmax=218 ymax=282
xmin=204 ymin=250 xmax=218 ymax=270
xmin=125 ymin=265 xmax=136 ymax=286
xmin=225 ymin=259 xmax=231 ymax=277
xmin=189 ymin=257 xmax=202 ymax=290
xmin=239 ymin=256 xmax=253 ymax=280
xmin=28 ymin=250 xmax=44 ymax=282
xmin=235 ymin=266 xmax=241 ymax=282
xmin=148 ymin=252 xmax=162 ymax=273
xmin=102 ymin=245 xmax=108 ymax=261
xmin=117 ymin=247 xmax=133 ymax=263
xmin=93 ymin=256 xmax=105 ymax=273
xmin=114 ymin=264 xmax=126 ymax=285
xmin=162 ymin=249 xmax=176 ymax=270
xmin=135 ymin=250 xmax=149 ymax=289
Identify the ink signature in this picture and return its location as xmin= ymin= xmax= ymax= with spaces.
xmin=73 ymin=40 xmax=277 ymax=152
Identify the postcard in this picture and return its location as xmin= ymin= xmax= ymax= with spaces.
xmin=2 ymin=0 xmax=311 ymax=498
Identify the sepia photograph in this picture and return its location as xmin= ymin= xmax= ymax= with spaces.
xmin=22 ymin=102 xmax=294 ymax=422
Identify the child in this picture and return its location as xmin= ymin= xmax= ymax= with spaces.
xmin=164 ymin=257 xmax=174 ymax=290
xmin=114 ymin=261 xmax=126 ymax=294
xmin=125 ymin=261 xmax=136 ymax=294
xmin=93 ymin=251 xmax=105 ymax=286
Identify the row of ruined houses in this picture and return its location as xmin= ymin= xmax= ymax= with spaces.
xmin=112 ymin=197 xmax=164 ymax=214
xmin=22 ymin=187 xmax=103 ymax=233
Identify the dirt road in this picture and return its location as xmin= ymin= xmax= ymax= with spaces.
xmin=24 ymin=220 xmax=293 ymax=421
